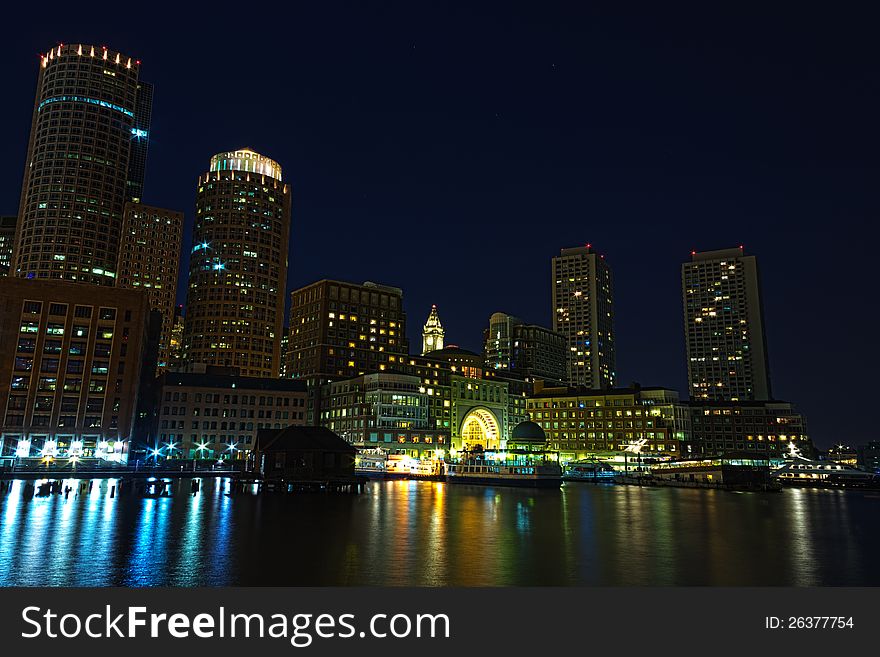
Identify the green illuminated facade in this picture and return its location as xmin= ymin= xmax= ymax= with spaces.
xmin=319 ymin=349 xmax=530 ymax=457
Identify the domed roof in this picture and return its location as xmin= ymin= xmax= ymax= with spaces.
xmin=510 ymin=420 xmax=546 ymax=443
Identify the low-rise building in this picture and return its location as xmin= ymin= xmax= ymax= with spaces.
xmin=152 ymin=368 xmax=308 ymax=460
xmin=255 ymin=425 xmax=357 ymax=482
xmin=688 ymin=400 xmax=814 ymax=458
xmin=318 ymin=349 xmax=532 ymax=458
xmin=320 ymin=371 xmax=446 ymax=457
xmin=527 ymin=384 xmax=692 ymax=461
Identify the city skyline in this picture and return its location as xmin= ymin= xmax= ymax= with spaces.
xmin=0 ymin=5 xmax=877 ymax=448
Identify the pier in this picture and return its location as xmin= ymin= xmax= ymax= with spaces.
xmin=0 ymin=472 xmax=368 ymax=499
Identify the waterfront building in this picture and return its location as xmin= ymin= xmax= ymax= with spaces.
xmin=484 ymin=311 xmax=566 ymax=386
xmin=151 ymin=367 xmax=307 ymax=460
xmin=255 ymin=425 xmax=357 ymax=482
xmin=287 ymin=279 xmax=408 ymax=420
xmin=688 ymin=400 xmax=813 ymax=458
xmin=421 ymin=304 xmax=445 ymax=354
xmin=392 ymin=355 xmax=453 ymax=449
xmin=551 ymin=245 xmax=615 ymax=388
xmin=117 ymin=202 xmax=184 ymax=373
xmin=0 ymin=277 xmax=151 ymax=462
xmin=318 ymin=349 xmax=529 ymax=457
xmin=183 ymin=148 xmax=291 ymax=378
xmin=507 ymin=420 xmax=549 ymax=451
xmin=485 ymin=369 xmax=532 ymax=435
xmin=682 ymin=247 xmax=772 ymax=401
xmin=527 ymin=384 xmax=692 ymax=461
xmin=13 ymin=44 xmax=150 ymax=285
xmin=450 ymin=373 xmax=514 ymax=451
xmin=424 ymin=350 xmax=530 ymax=452
xmin=0 ymin=216 xmax=16 ymax=275
xmin=320 ymin=371 xmax=444 ymax=458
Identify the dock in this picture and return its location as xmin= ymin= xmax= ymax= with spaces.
xmin=0 ymin=471 xmax=369 ymax=499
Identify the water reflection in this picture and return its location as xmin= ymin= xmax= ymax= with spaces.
xmin=1 ymin=478 xmax=879 ymax=586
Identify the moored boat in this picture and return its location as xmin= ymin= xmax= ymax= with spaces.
xmin=773 ymin=459 xmax=880 ymax=488
xmin=354 ymin=448 xmax=410 ymax=479
xmin=563 ymin=459 xmax=616 ymax=482
xmin=446 ymin=448 xmax=562 ymax=488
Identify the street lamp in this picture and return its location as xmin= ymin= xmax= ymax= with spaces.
xmin=195 ymin=442 xmax=209 ymax=471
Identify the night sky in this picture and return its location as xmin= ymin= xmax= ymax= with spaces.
xmin=2 ymin=3 xmax=878 ymax=448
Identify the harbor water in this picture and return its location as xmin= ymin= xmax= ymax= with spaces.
xmin=1 ymin=477 xmax=878 ymax=586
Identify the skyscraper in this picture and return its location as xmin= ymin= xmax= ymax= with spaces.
xmin=551 ymin=245 xmax=615 ymax=389
xmin=117 ymin=202 xmax=184 ymax=373
xmin=13 ymin=44 xmax=149 ymax=285
xmin=422 ymin=304 xmax=445 ymax=354
xmin=682 ymin=246 xmax=772 ymax=401
xmin=183 ymin=148 xmax=291 ymax=378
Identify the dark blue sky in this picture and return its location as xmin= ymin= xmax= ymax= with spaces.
xmin=2 ymin=3 xmax=878 ymax=447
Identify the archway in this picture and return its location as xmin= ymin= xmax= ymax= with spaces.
xmin=459 ymin=408 xmax=500 ymax=451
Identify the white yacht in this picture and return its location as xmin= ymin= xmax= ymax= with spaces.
xmin=774 ymin=459 xmax=878 ymax=488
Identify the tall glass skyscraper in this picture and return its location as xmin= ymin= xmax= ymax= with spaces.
xmin=183 ymin=149 xmax=291 ymax=378
xmin=13 ymin=44 xmax=151 ymax=285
